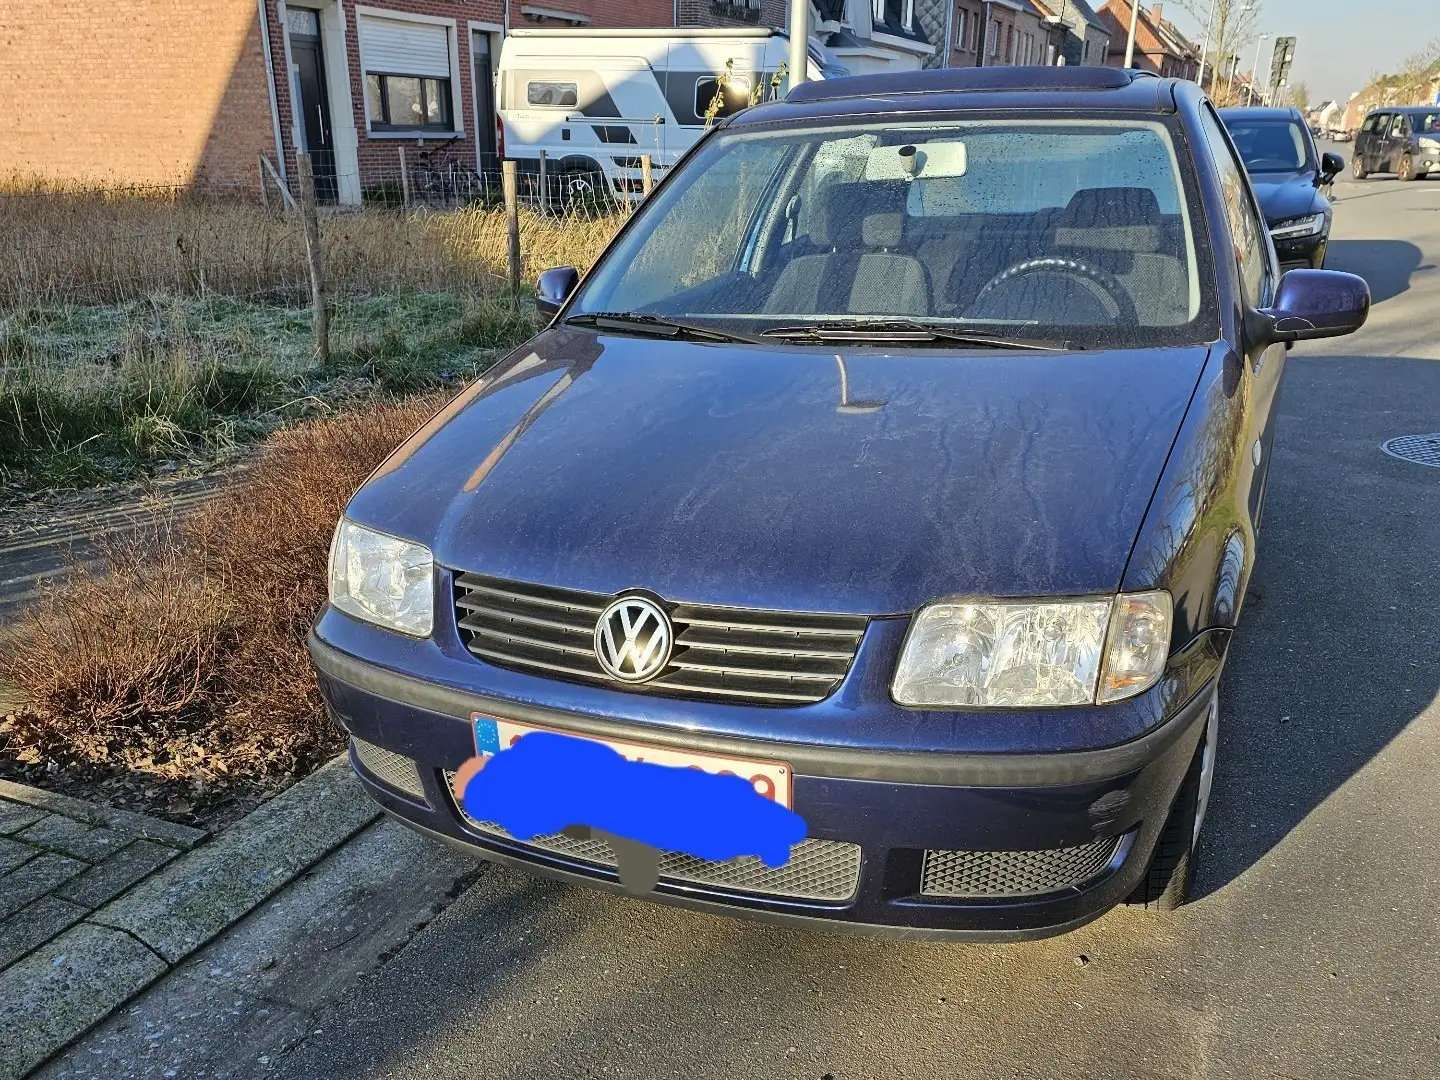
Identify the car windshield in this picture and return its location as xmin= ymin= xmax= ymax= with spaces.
xmin=1224 ymin=118 xmax=1312 ymax=172
xmin=570 ymin=117 xmax=1212 ymax=349
xmin=1411 ymin=112 xmax=1440 ymax=134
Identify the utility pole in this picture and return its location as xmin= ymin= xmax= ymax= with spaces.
xmin=788 ymin=0 xmax=808 ymax=91
xmin=1124 ymin=0 xmax=1140 ymax=67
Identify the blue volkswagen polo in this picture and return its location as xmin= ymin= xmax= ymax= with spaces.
xmin=310 ymin=67 xmax=1369 ymax=939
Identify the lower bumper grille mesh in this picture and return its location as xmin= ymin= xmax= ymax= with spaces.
xmin=446 ymin=772 xmax=859 ymax=901
xmin=351 ymin=738 xmax=428 ymax=803
xmin=921 ymin=836 xmax=1121 ymax=898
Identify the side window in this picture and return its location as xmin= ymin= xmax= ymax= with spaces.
xmin=695 ymin=75 xmax=753 ymax=122
xmin=1390 ymin=114 xmax=1408 ymax=138
xmin=1198 ymin=105 xmax=1271 ymax=306
xmin=526 ymin=81 xmax=577 ymax=107
xmin=1360 ymin=113 xmax=1380 ymax=134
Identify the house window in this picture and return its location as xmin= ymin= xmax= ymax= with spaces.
xmin=955 ymin=10 xmax=965 ymax=48
xmin=872 ymin=0 xmax=885 ymax=21
xmin=366 ymin=74 xmax=453 ymax=129
xmin=358 ymin=13 xmax=456 ymax=133
xmin=526 ymin=81 xmax=578 ymax=106
xmin=902 ymin=0 xmax=914 ymax=28
xmin=986 ymin=19 xmax=997 ymax=55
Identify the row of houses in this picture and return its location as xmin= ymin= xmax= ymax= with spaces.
xmin=2 ymin=0 xmax=1218 ymax=199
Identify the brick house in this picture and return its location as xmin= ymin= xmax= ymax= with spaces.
xmin=943 ymin=0 xmax=1106 ymax=70
xmin=1 ymin=0 xmax=934 ymax=200
xmin=1030 ymin=0 xmax=1110 ymax=68
xmin=1096 ymin=0 xmax=1196 ymax=80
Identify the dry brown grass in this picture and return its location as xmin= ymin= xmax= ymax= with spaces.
xmin=0 ymin=394 xmax=447 ymax=816
xmin=0 ymin=182 xmax=622 ymax=307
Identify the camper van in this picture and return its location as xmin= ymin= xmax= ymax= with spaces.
xmin=497 ymin=28 xmax=842 ymax=204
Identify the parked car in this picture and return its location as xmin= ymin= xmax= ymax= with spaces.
xmin=1220 ymin=106 xmax=1342 ymax=271
xmin=1353 ymin=106 xmax=1440 ymax=181
xmin=311 ymin=66 xmax=1369 ymax=940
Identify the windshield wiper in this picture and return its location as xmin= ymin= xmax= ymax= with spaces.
xmin=565 ymin=312 xmax=760 ymax=344
xmin=760 ymin=320 xmax=1069 ymax=352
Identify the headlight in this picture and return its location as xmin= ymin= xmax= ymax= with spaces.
xmin=1269 ymin=212 xmax=1326 ymax=240
xmin=328 ymin=518 xmax=434 ymax=637
xmin=891 ymin=591 xmax=1172 ymax=708
xmin=1419 ymin=138 xmax=1440 ymax=151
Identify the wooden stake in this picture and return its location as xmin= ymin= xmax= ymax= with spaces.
xmin=297 ymin=153 xmax=330 ymax=361
xmin=502 ymin=159 xmax=522 ymax=312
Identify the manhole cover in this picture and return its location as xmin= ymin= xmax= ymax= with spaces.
xmin=1381 ymin=433 xmax=1440 ymax=468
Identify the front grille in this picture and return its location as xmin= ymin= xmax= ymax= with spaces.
xmin=454 ymin=572 xmax=866 ymax=705
xmin=351 ymin=737 xmax=428 ymax=803
xmin=920 ymin=836 xmax=1121 ymax=898
xmin=446 ymin=774 xmax=860 ymax=901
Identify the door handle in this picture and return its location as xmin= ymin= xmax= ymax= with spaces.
xmin=316 ymin=105 xmax=326 ymax=145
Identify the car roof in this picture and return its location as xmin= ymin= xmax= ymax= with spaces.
xmin=729 ymin=66 xmax=1176 ymax=126
xmin=1369 ymin=105 xmax=1439 ymax=115
xmin=1217 ymin=107 xmax=1302 ymax=122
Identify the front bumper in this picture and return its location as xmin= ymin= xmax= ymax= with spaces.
xmin=310 ymin=627 xmax=1216 ymax=941
xmin=1273 ymin=229 xmax=1328 ymax=272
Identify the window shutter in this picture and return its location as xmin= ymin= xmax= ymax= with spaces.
xmin=360 ymin=15 xmax=451 ymax=77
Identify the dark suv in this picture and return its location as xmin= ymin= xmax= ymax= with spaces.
xmin=1219 ymin=106 xmax=1343 ymax=271
xmin=310 ymin=67 xmax=1368 ymax=940
xmin=1353 ymin=106 xmax=1440 ymax=181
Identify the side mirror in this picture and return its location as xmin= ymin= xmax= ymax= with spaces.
xmin=1253 ymin=269 xmax=1370 ymax=345
xmin=1319 ymin=151 xmax=1344 ymax=181
xmin=536 ymin=266 xmax=580 ymax=319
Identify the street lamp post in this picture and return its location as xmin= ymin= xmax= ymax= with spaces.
xmin=1196 ymin=0 xmax=1219 ymax=91
xmin=1247 ymin=33 xmax=1270 ymax=105
xmin=788 ymin=0 xmax=809 ymax=91
xmin=1124 ymin=0 xmax=1140 ymax=68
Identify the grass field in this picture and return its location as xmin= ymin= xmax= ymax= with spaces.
xmin=0 ymin=185 xmax=622 ymax=492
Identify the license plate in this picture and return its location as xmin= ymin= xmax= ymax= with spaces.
xmin=471 ymin=713 xmax=792 ymax=808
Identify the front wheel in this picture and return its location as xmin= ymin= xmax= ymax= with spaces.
xmin=1398 ymin=153 xmax=1419 ymax=182
xmin=1352 ymin=155 xmax=1368 ymax=180
xmin=1125 ymin=695 xmax=1218 ymax=911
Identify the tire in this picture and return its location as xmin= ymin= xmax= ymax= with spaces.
xmin=1125 ymin=695 xmax=1218 ymax=911
xmin=1398 ymin=153 xmax=1418 ymax=182
xmin=1352 ymin=155 xmax=1367 ymax=180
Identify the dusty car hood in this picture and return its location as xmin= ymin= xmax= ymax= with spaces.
xmin=347 ymin=328 xmax=1210 ymax=615
xmin=1250 ymin=170 xmax=1326 ymax=224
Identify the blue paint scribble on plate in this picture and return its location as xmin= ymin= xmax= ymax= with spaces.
xmin=462 ymin=731 xmax=807 ymax=867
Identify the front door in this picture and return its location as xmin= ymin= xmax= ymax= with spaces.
xmin=471 ymin=31 xmax=498 ymax=171
xmin=289 ymin=9 xmax=337 ymax=203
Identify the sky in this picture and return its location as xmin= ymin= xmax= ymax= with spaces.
xmin=1160 ymin=0 xmax=1437 ymax=106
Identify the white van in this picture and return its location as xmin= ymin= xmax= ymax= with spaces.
xmin=496 ymin=28 xmax=842 ymax=203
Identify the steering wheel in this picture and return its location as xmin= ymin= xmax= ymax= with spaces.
xmin=969 ymin=256 xmax=1138 ymax=326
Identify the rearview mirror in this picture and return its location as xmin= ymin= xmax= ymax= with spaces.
xmin=1319 ymin=151 xmax=1344 ymax=180
xmin=1255 ymin=269 xmax=1370 ymax=344
xmin=536 ymin=266 xmax=580 ymax=319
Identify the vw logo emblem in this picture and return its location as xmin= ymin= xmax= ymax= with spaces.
xmin=594 ymin=596 xmax=672 ymax=683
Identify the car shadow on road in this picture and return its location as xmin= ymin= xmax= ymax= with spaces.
xmin=1323 ymin=239 xmax=1426 ymax=303
xmin=1192 ymin=353 xmax=1440 ymax=900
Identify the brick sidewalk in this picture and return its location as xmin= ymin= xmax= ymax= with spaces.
xmin=0 ymin=781 xmax=206 ymax=973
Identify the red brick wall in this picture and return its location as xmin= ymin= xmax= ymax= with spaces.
xmin=0 ymin=0 xmax=277 ymax=188
xmin=677 ymin=0 xmax=787 ymax=30
xmin=520 ymin=0 xmax=675 ymax=27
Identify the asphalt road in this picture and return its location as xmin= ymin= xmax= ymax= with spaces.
xmin=43 ymin=158 xmax=1440 ymax=1080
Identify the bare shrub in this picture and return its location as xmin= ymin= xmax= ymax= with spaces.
xmin=0 ymin=394 xmax=447 ymax=802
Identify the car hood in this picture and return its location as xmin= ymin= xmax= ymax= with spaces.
xmin=1250 ymin=170 xmax=1325 ymax=223
xmin=348 ymin=329 xmax=1210 ymax=615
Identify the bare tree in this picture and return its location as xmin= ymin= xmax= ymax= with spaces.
xmin=1286 ymin=81 xmax=1310 ymax=112
xmin=1176 ymin=0 xmax=1266 ymax=102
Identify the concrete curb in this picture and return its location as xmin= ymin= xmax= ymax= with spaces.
xmin=0 ymin=753 xmax=380 ymax=1080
